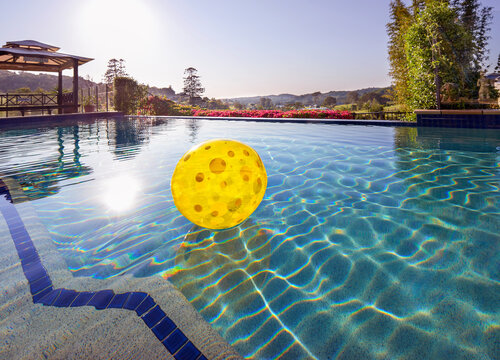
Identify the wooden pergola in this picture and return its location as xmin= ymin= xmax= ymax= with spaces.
xmin=0 ymin=40 xmax=93 ymax=115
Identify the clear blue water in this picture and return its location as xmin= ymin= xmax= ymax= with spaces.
xmin=0 ymin=117 xmax=499 ymax=359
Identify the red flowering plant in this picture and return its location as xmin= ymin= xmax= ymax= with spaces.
xmin=139 ymin=99 xmax=353 ymax=119
xmin=191 ymin=109 xmax=353 ymax=119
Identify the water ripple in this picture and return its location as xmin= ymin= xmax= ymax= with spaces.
xmin=1 ymin=120 xmax=499 ymax=359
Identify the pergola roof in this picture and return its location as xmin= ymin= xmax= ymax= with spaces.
xmin=0 ymin=40 xmax=93 ymax=72
xmin=4 ymin=40 xmax=60 ymax=51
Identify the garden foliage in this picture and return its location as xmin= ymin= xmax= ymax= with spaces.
xmin=405 ymin=1 xmax=471 ymax=109
xmin=138 ymin=95 xmax=353 ymax=119
xmin=114 ymin=77 xmax=148 ymax=115
xmin=387 ymin=0 xmax=493 ymax=111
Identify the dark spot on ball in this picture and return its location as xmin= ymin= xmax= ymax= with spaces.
xmin=194 ymin=204 xmax=202 ymax=212
xmin=184 ymin=154 xmax=191 ymax=161
xmin=243 ymin=150 xmax=250 ymax=156
xmin=205 ymin=145 xmax=211 ymax=150
xmin=254 ymin=177 xmax=262 ymax=194
xmin=240 ymin=166 xmax=251 ymax=181
xmin=228 ymin=198 xmax=242 ymax=212
xmin=210 ymin=158 xmax=226 ymax=174
xmin=228 ymin=150 xmax=235 ymax=157
xmin=195 ymin=173 xmax=204 ymax=182
xmin=221 ymin=181 xmax=227 ymax=188
xmin=211 ymin=211 xmax=218 ymax=217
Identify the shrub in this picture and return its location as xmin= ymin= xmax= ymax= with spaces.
xmin=114 ymin=77 xmax=148 ymax=114
xmin=138 ymin=96 xmax=196 ymax=116
xmin=138 ymin=100 xmax=354 ymax=119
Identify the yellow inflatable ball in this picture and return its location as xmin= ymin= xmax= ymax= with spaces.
xmin=171 ymin=139 xmax=267 ymax=230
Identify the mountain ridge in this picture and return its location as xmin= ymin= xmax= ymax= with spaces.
xmin=222 ymin=87 xmax=388 ymax=106
xmin=0 ymin=70 xmax=390 ymax=105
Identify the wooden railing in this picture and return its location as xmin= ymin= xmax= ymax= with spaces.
xmin=79 ymin=84 xmax=113 ymax=113
xmin=0 ymin=92 xmax=76 ymax=117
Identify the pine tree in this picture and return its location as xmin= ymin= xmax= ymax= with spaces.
xmin=411 ymin=0 xmax=428 ymax=15
xmin=495 ymin=53 xmax=500 ymax=73
xmin=182 ymin=67 xmax=205 ymax=105
xmin=451 ymin=0 xmax=493 ymax=96
xmin=454 ymin=0 xmax=492 ymax=68
xmin=103 ymin=59 xmax=128 ymax=84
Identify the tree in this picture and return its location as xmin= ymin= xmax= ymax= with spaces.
xmin=322 ymin=96 xmax=337 ymax=108
xmin=233 ymin=101 xmax=244 ymax=110
xmin=205 ymin=98 xmax=229 ymax=109
xmin=114 ymin=76 xmax=148 ymax=115
xmin=405 ymin=1 xmax=471 ymax=110
xmin=453 ymin=0 xmax=492 ymax=70
xmin=451 ymin=0 xmax=493 ymax=96
xmin=346 ymin=91 xmax=359 ymax=104
xmin=13 ymin=86 xmax=31 ymax=93
xmin=294 ymin=101 xmax=304 ymax=109
xmin=183 ymin=67 xmax=205 ymax=105
xmin=386 ymin=0 xmax=493 ymax=109
xmin=311 ymin=91 xmax=321 ymax=106
xmin=103 ymin=59 xmax=128 ymax=84
xmin=258 ymin=97 xmax=273 ymax=109
xmin=495 ymin=53 xmax=500 ymax=73
xmin=387 ymin=0 xmax=412 ymax=108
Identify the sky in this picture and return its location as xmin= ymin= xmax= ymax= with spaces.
xmin=1 ymin=0 xmax=499 ymax=98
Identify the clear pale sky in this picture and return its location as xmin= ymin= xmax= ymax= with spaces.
xmin=1 ymin=0 xmax=499 ymax=98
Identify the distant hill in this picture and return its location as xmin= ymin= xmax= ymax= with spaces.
xmin=224 ymin=87 xmax=391 ymax=106
xmin=0 ymin=70 xmax=177 ymax=99
xmin=0 ymin=70 xmax=389 ymax=105
xmin=0 ymin=70 xmax=97 ymax=92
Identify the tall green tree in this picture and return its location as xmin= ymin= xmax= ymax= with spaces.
xmin=387 ymin=0 xmax=412 ymax=109
xmin=113 ymin=76 xmax=148 ymax=115
xmin=495 ymin=53 xmax=500 ymax=73
xmin=451 ymin=0 xmax=493 ymax=95
xmin=405 ymin=1 xmax=471 ymax=110
xmin=387 ymin=0 xmax=492 ymax=110
xmin=182 ymin=67 xmax=205 ymax=105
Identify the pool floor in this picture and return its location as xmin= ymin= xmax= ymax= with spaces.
xmin=0 ymin=117 xmax=499 ymax=359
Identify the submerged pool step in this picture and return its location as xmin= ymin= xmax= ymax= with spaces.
xmin=0 ymin=178 xmax=208 ymax=360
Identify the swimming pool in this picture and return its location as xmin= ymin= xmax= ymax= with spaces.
xmin=0 ymin=116 xmax=498 ymax=359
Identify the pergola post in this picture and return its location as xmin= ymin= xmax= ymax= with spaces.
xmin=57 ymin=69 xmax=63 ymax=114
xmin=72 ymin=58 xmax=79 ymax=112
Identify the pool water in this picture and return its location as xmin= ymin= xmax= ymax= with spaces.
xmin=0 ymin=117 xmax=499 ymax=359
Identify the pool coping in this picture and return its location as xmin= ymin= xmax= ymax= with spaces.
xmin=0 ymin=111 xmax=124 ymax=125
xmin=126 ymin=115 xmax=417 ymax=127
xmin=0 ymin=177 xmax=243 ymax=360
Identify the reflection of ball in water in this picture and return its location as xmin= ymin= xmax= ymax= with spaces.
xmin=171 ymin=139 xmax=267 ymax=230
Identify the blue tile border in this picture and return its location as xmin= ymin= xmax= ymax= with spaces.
xmin=0 ymin=179 xmax=207 ymax=360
